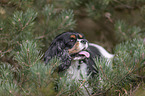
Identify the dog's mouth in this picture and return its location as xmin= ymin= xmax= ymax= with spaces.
xmin=70 ymin=50 xmax=90 ymax=60
xmin=69 ymin=41 xmax=89 ymax=60
xmin=78 ymin=51 xmax=90 ymax=58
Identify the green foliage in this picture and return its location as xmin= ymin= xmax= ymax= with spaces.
xmin=0 ymin=21 xmax=9 ymax=57
xmin=57 ymin=76 xmax=82 ymax=96
xmin=0 ymin=8 xmax=37 ymax=58
xmin=14 ymin=40 xmax=60 ymax=96
xmin=0 ymin=63 xmax=19 ymax=96
xmin=0 ymin=40 xmax=60 ymax=96
xmin=10 ymin=9 xmax=37 ymax=41
xmin=15 ymin=40 xmax=41 ymax=68
xmin=115 ymin=20 xmax=141 ymax=42
xmin=86 ymin=0 xmax=112 ymax=19
xmin=38 ymin=4 xmax=75 ymax=46
xmin=51 ymin=0 xmax=84 ymax=9
xmin=90 ymin=38 xmax=145 ymax=95
xmin=9 ymin=0 xmax=33 ymax=8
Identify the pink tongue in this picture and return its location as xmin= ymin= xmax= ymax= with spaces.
xmin=79 ymin=51 xmax=90 ymax=58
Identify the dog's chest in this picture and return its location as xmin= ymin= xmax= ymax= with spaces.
xmin=66 ymin=60 xmax=88 ymax=80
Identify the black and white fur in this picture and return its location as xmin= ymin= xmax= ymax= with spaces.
xmin=44 ymin=31 xmax=114 ymax=95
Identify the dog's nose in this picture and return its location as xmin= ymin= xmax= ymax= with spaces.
xmin=81 ymin=39 xmax=88 ymax=44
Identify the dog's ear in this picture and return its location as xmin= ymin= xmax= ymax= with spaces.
xmin=44 ymin=39 xmax=65 ymax=64
xmin=44 ymin=39 xmax=72 ymax=71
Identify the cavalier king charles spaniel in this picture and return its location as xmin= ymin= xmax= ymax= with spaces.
xmin=44 ymin=31 xmax=114 ymax=95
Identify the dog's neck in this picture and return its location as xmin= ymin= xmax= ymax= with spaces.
xmin=66 ymin=60 xmax=88 ymax=81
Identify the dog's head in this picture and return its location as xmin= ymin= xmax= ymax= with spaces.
xmin=44 ymin=31 xmax=90 ymax=65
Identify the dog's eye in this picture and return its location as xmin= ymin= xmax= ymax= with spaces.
xmin=70 ymin=39 xmax=75 ymax=42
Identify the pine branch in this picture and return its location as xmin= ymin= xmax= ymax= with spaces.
xmin=36 ymin=5 xmax=75 ymax=46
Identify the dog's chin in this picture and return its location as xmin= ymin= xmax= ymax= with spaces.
xmin=71 ymin=50 xmax=90 ymax=60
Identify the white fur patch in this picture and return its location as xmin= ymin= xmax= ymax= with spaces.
xmin=89 ymin=43 xmax=114 ymax=59
xmin=89 ymin=43 xmax=114 ymax=67
xmin=77 ymin=39 xmax=88 ymax=51
xmin=67 ymin=60 xmax=88 ymax=80
xmin=66 ymin=60 xmax=92 ymax=95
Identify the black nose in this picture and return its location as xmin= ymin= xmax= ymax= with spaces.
xmin=81 ymin=39 xmax=88 ymax=44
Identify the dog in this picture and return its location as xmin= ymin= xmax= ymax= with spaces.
xmin=44 ymin=31 xmax=114 ymax=95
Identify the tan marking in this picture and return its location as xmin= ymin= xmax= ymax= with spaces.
xmin=70 ymin=35 xmax=76 ymax=39
xmin=79 ymin=34 xmax=83 ymax=38
xmin=68 ymin=42 xmax=80 ymax=54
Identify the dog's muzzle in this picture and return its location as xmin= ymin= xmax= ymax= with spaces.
xmin=69 ymin=39 xmax=90 ymax=60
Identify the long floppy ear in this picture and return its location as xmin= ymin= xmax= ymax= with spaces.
xmin=44 ymin=40 xmax=72 ymax=72
xmin=44 ymin=40 xmax=65 ymax=64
